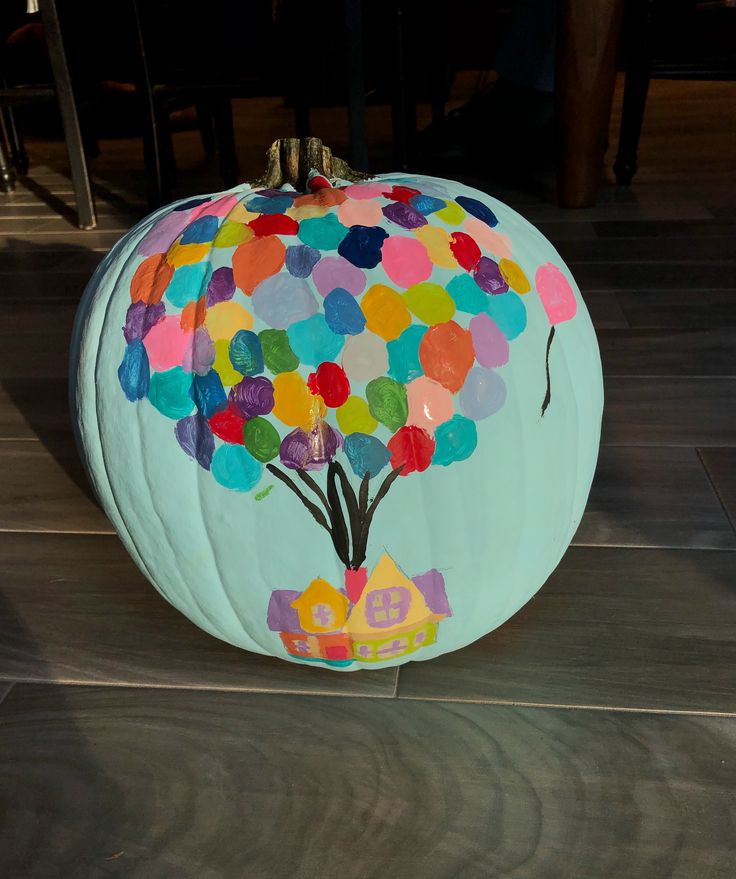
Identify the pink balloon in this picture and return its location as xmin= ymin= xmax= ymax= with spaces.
xmin=381 ymin=236 xmax=432 ymax=289
xmin=469 ymin=313 xmax=509 ymax=368
xmin=535 ymin=263 xmax=577 ymax=325
xmin=342 ymin=182 xmax=390 ymax=200
xmin=406 ymin=376 xmax=454 ymax=434
xmin=191 ymin=194 xmax=239 ymax=219
xmin=143 ymin=315 xmax=193 ymax=372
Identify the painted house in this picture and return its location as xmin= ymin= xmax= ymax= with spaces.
xmin=267 ymin=553 xmax=452 ymax=666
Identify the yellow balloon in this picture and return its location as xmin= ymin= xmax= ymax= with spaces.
xmin=403 ymin=282 xmax=456 ymax=325
xmin=499 ymin=258 xmax=531 ymax=294
xmin=272 ymin=372 xmax=326 ymax=430
xmin=361 ymin=284 xmax=411 ymax=341
xmin=205 ymin=301 xmax=254 ymax=340
xmin=337 ymin=396 xmax=378 ymax=434
xmin=212 ymin=339 xmax=242 ymax=388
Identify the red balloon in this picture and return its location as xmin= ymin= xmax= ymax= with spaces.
xmin=248 ymin=214 xmax=299 ymax=237
xmin=449 ymin=232 xmax=481 ymax=271
xmin=307 ymin=362 xmax=351 ymax=408
xmin=387 ymin=425 xmax=435 ymax=475
xmin=383 ymin=185 xmax=421 ymax=203
xmin=209 ymin=405 xmax=246 ymax=444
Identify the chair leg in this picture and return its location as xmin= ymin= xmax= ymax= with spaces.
xmin=38 ymin=0 xmax=96 ymax=229
xmin=0 ymin=123 xmax=16 ymax=193
xmin=212 ymin=97 xmax=238 ymax=189
xmin=1 ymin=95 xmax=28 ymax=176
xmin=614 ymin=0 xmax=655 ymax=186
xmin=196 ymin=99 xmax=217 ymax=160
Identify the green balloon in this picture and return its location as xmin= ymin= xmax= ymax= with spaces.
xmin=366 ymin=377 xmax=408 ymax=432
xmin=259 ymin=329 xmax=299 ymax=374
xmin=243 ymin=416 xmax=281 ymax=462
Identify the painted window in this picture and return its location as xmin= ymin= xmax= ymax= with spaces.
xmin=376 ymin=637 xmax=410 ymax=658
xmin=311 ymin=603 xmax=335 ymax=629
xmin=355 ymin=642 xmax=375 ymax=660
xmin=365 ymin=586 xmax=410 ymax=628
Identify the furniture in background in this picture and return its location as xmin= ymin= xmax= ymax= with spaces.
xmin=615 ymin=0 xmax=736 ymax=186
xmin=0 ymin=0 xmax=95 ymax=228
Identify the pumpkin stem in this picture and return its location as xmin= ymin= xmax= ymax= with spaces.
xmin=253 ymin=138 xmax=371 ymax=191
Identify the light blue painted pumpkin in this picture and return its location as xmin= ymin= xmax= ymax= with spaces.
xmin=70 ymin=168 xmax=602 ymax=670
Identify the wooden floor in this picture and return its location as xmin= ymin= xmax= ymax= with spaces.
xmin=1 ymin=79 xmax=735 ymax=877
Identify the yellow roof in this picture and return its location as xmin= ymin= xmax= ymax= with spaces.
xmin=344 ymin=553 xmax=435 ymax=637
xmin=291 ymin=578 xmax=349 ymax=634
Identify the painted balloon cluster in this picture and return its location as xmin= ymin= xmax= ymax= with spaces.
xmin=118 ymin=173 xmax=576 ymax=500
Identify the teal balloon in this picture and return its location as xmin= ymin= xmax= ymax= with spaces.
xmin=229 ymin=330 xmax=264 ymax=376
xmin=387 ymin=325 xmax=426 ymax=383
xmin=344 ymin=433 xmax=391 ymax=479
xmin=211 ymin=445 xmax=262 ymax=492
xmin=287 ymin=314 xmax=344 ymax=366
xmin=432 ymin=415 xmax=478 ymax=466
xmin=148 ymin=367 xmax=194 ymax=419
xmin=165 ymin=262 xmax=212 ymax=308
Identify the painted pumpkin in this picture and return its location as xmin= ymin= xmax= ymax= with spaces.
xmin=71 ymin=138 xmax=602 ymax=670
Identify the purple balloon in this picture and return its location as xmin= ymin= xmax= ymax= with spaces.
xmin=279 ymin=422 xmax=342 ymax=471
xmin=229 ymin=376 xmax=274 ymax=418
xmin=123 ymin=301 xmax=165 ymax=343
xmin=382 ymin=202 xmax=428 ymax=230
xmin=205 ymin=267 xmax=235 ymax=306
xmin=175 ymin=414 xmax=215 ymax=469
xmin=473 ymin=257 xmax=509 ymax=295
xmin=191 ymin=327 xmax=215 ymax=376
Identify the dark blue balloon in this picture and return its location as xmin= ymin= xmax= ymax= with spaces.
xmin=173 ymin=197 xmax=210 ymax=212
xmin=337 ymin=225 xmax=388 ymax=269
xmin=117 ymin=339 xmax=150 ymax=401
xmin=455 ymin=195 xmax=498 ymax=228
xmin=324 ymin=288 xmax=366 ymax=335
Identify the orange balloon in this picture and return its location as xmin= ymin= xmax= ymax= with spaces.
xmin=293 ymin=188 xmax=347 ymax=208
xmin=419 ymin=320 xmax=475 ymax=393
xmin=232 ymin=235 xmax=286 ymax=295
xmin=180 ymin=296 xmax=207 ymax=331
xmin=130 ymin=253 xmax=174 ymax=305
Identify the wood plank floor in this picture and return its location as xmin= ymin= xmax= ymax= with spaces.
xmin=1 ymin=78 xmax=735 ymax=876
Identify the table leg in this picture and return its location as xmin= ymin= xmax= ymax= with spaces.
xmin=556 ymin=0 xmax=625 ymax=208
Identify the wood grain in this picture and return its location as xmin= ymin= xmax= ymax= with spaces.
xmin=397 ymin=547 xmax=736 ymax=712
xmin=601 ymin=378 xmax=736 ymax=446
xmin=571 ymin=262 xmax=734 ymax=292
xmin=573 ymin=446 xmax=736 ymax=549
xmin=0 ymin=441 xmax=108 ymax=533
xmin=617 ymin=291 xmax=736 ymax=329
xmin=1 ymin=684 xmax=734 ymax=879
xmin=699 ymin=448 xmax=736 ymax=533
xmin=593 ymin=219 xmax=736 ymax=239
xmin=599 ymin=328 xmax=736 ymax=375
xmin=558 ymin=235 xmax=736 ymax=263
xmin=0 ymin=532 xmax=396 ymax=696
xmin=0 ymin=379 xmax=72 ymax=439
